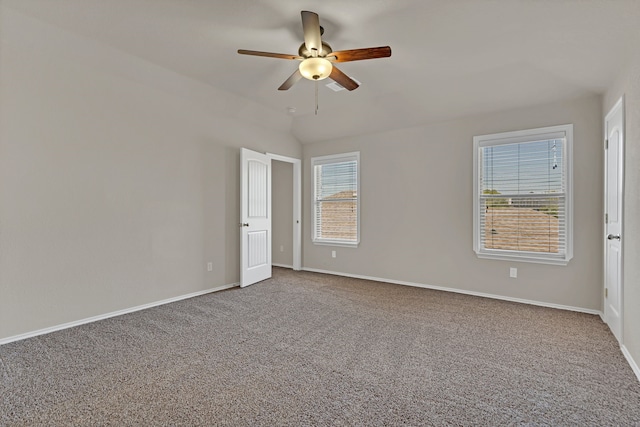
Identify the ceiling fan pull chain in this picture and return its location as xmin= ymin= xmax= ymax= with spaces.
xmin=315 ymin=80 xmax=319 ymax=115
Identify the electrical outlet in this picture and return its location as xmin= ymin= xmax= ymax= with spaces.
xmin=510 ymin=267 xmax=517 ymax=278
xmin=331 ymin=250 xmax=336 ymax=258
xmin=280 ymin=245 xmax=284 ymax=252
xmin=207 ymin=262 xmax=213 ymax=272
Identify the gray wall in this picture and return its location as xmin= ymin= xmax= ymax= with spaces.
xmin=272 ymin=161 xmax=294 ymax=267
xmin=605 ymin=53 xmax=640 ymax=371
xmin=303 ymin=95 xmax=603 ymax=311
xmin=0 ymin=9 xmax=301 ymax=339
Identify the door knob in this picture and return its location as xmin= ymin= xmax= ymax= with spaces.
xmin=607 ymin=234 xmax=621 ymax=240
xmin=239 ymin=223 xmax=249 ymax=227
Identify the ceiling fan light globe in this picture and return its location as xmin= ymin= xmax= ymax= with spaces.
xmin=299 ymin=58 xmax=332 ymax=81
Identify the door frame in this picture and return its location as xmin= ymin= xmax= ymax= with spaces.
xmin=603 ymin=95 xmax=625 ymax=342
xmin=267 ymin=153 xmax=302 ymax=271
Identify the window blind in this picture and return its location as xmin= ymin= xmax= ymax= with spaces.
xmin=479 ymin=137 xmax=567 ymax=257
xmin=312 ymin=154 xmax=358 ymax=244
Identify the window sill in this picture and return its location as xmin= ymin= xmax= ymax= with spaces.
xmin=475 ymin=251 xmax=571 ymax=266
xmin=312 ymin=240 xmax=359 ymax=248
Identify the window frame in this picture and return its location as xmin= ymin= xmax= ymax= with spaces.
xmin=311 ymin=152 xmax=360 ymax=247
xmin=472 ymin=124 xmax=573 ymax=265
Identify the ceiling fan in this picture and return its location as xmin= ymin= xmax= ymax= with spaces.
xmin=238 ymin=10 xmax=391 ymax=92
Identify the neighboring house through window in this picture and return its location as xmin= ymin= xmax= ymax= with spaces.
xmin=473 ymin=125 xmax=573 ymax=265
xmin=312 ymin=152 xmax=360 ymax=247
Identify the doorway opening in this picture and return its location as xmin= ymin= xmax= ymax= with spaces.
xmin=268 ymin=153 xmax=301 ymax=271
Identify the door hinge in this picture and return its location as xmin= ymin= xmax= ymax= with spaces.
xmin=605 ymin=213 xmax=608 ymax=224
xmin=605 ymin=288 xmax=608 ymax=298
xmin=605 ymin=139 xmax=609 ymax=149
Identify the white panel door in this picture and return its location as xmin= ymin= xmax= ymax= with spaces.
xmin=240 ymin=148 xmax=272 ymax=287
xmin=604 ymin=98 xmax=624 ymax=343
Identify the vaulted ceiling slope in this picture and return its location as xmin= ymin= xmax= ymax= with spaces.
xmin=5 ymin=0 xmax=640 ymax=143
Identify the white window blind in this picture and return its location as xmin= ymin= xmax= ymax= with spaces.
xmin=312 ymin=152 xmax=360 ymax=246
xmin=473 ymin=125 xmax=573 ymax=265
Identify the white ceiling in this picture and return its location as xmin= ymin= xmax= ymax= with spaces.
xmin=4 ymin=0 xmax=640 ymax=143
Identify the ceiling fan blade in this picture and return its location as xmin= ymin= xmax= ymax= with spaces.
xmin=328 ymin=46 xmax=392 ymax=63
xmin=301 ymin=11 xmax=322 ymax=54
xmin=329 ymin=66 xmax=359 ymax=91
xmin=278 ymin=69 xmax=303 ymax=91
xmin=237 ymin=49 xmax=302 ymax=60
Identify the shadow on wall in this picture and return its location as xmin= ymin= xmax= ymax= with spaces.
xmin=225 ymin=147 xmax=240 ymax=284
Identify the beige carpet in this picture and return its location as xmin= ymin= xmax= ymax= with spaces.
xmin=1 ymin=267 xmax=639 ymax=426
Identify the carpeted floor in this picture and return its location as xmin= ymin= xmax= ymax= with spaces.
xmin=1 ymin=267 xmax=639 ymax=426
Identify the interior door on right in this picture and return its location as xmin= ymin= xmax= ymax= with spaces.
xmin=604 ymin=98 xmax=624 ymax=343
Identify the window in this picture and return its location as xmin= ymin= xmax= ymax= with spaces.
xmin=312 ymin=152 xmax=360 ymax=247
xmin=473 ymin=125 xmax=573 ymax=265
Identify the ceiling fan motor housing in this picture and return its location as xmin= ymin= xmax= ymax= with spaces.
xmin=298 ymin=42 xmax=333 ymax=58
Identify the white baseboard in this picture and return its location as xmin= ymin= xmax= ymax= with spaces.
xmin=302 ymin=267 xmax=602 ymax=316
xmin=0 ymin=282 xmax=239 ymax=346
xmin=621 ymin=345 xmax=640 ymax=383
xmin=272 ymin=263 xmax=294 ymax=269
